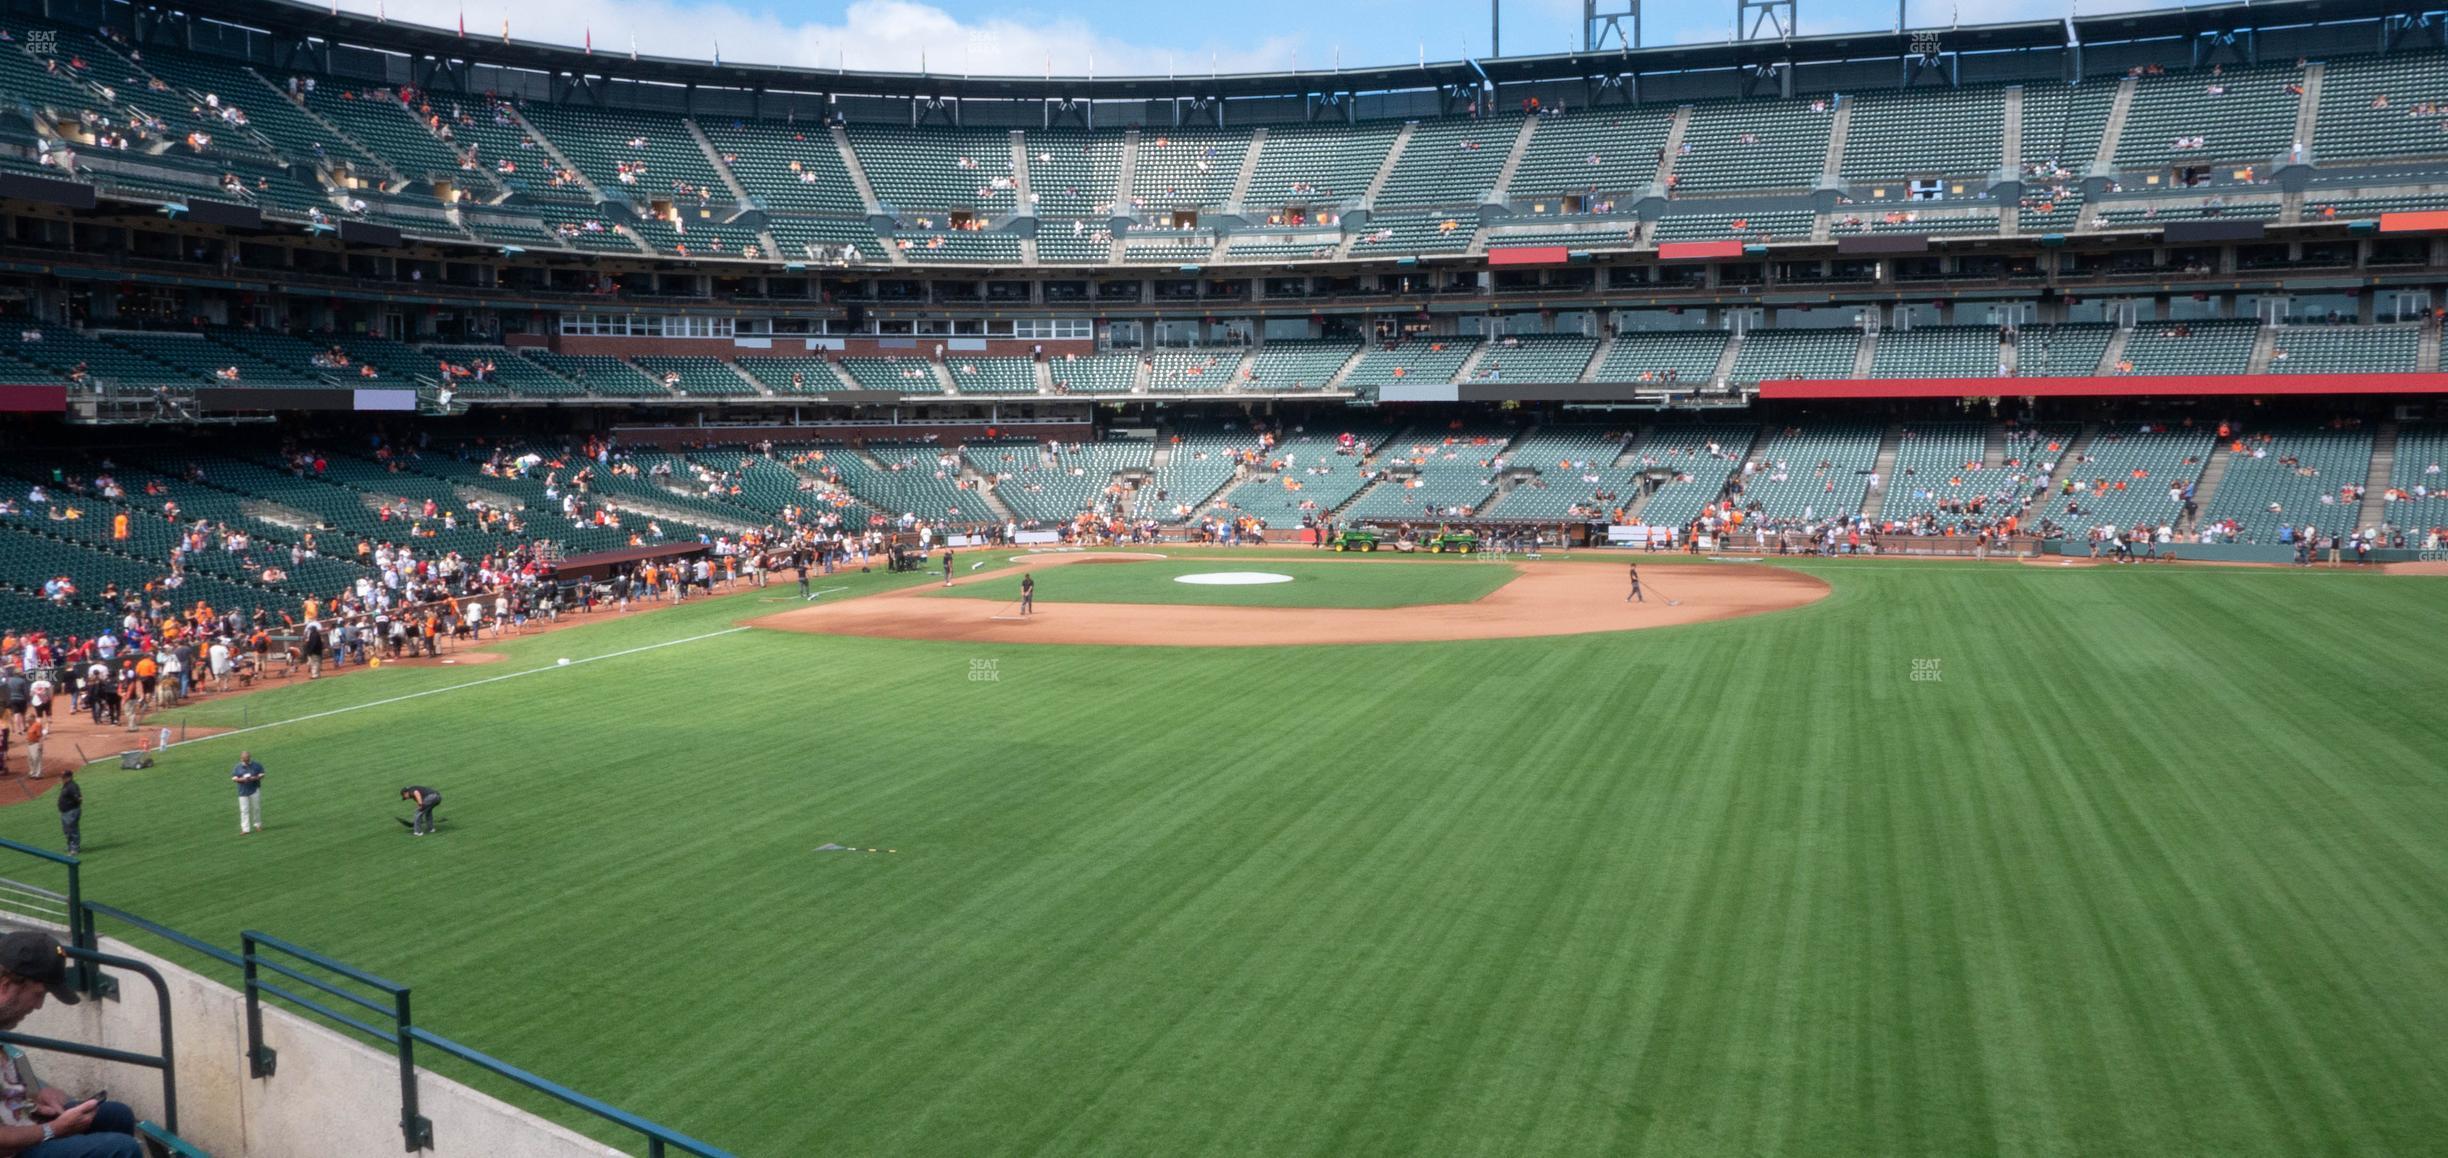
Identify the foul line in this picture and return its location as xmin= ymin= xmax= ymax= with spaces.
xmin=151 ymin=627 xmax=751 ymax=752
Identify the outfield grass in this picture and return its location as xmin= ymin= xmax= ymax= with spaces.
xmin=929 ymin=557 xmax=1519 ymax=608
xmin=5 ymin=560 xmax=2446 ymax=1155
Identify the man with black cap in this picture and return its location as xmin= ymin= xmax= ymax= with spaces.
xmin=0 ymin=930 xmax=141 ymax=1155
xmin=55 ymin=771 xmax=79 ymax=857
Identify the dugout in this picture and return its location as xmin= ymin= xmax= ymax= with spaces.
xmin=554 ymin=542 xmax=711 ymax=584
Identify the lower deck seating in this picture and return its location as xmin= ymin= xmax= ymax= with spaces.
xmin=2197 ymin=425 xmax=2375 ymax=541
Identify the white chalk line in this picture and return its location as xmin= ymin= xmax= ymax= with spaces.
xmin=152 ymin=626 xmax=751 ymax=752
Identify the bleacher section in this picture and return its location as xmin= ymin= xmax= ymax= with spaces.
xmin=1595 ymin=330 xmax=1730 ymax=385
xmin=836 ymin=356 xmax=943 ymax=393
xmin=2198 ymin=425 xmax=2375 ymax=540
xmin=2113 ymin=61 xmax=2305 ymax=169
xmin=1340 ymin=426 xmax=1513 ymax=521
xmin=1650 ymin=211 xmax=1813 ymax=243
xmin=1242 ymin=121 xmax=1400 ymax=208
xmin=699 ymin=117 xmax=864 ymax=214
xmin=734 ymin=356 xmax=850 ymax=394
xmin=969 ymin=438 xmax=1152 ymax=524
xmin=1483 ymin=426 xmax=1633 ymax=520
xmin=847 ymin=126 xmax=1015 ymax=212
xmin=1241 ymin=341 xmax=1359 ymax=391
xmin=1047 ymin=352 xmax=1140 ymax=395
xmin=2312 ymin=52 xmax=2448 ymax=165
xmin=1026 ymin=130 xmax=1123 ymax=218
xmin=2017 ymin=324 xmax=2116 ymax=377
xmin=1342 ymin=339 xmax=1481 ymax=389
xmin=1131 ymin=129 xmax=1251 ymax=210
xmin=1469 ymin=335 xmax=1596 ymax=382
xmin=425 ymin=346 xmax=579 ymax=397
xmin=1623 ymin=423 xmax=1755 ymax=529
xmin=515 ymin=103 xmax=727 ymax=200
xmin=1840 ymin=87 xmax=2008 ymax=182
xmin=823 ymin=442 xmax=990 ymax=521
xmin=2054 ymin=422 xmax=2214 ymax=535
xmin=1727 ymin=328 xmax=1860 ymax=382
xmin=1734 ymin=424 xmax=1883 ymax=519
xmin=1148 ymin=348 xmax=1242 ymax=392
xmin=2118 ymin=320 xmax=2259 ymax=375
xmin=633 ymin=356 xmax=758 ymax=397
xmin=1138 ymin=423 xmax=1251 ymax=521
xmin=1670 ymin=99 xmax=1835 ymax=195
xmin=1869 ymin=327 xmax=2001 ymax=378
xmin=944 ymin=356 xmax=1039 ymax=395
xmin=525 ymin=352 xmax=672 ymax=398
xmin=1374 ymin=116 xmax=1518 ymax=209
xmin=1349 ymin=212 xmax=1475 ymax=254
xmin=2266 ymin=324 xmax=2421 ymax=373
xmin=1507 ymin=111 xmax=1673 ymax=200
xmin=2386 ymin=424 xmax=2448 ymax=527
xmin=1882 ymin=422 xmax=1994 ymax=521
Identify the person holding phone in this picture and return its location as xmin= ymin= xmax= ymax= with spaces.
xmin=0 ymin=930 xmax=142 ymax=1155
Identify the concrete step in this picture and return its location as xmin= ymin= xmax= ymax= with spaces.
xmin=2092 ymin=76 xmax=2139 ymax=175
xmin=2360 ymin=420 xmax=2398 ymax=530
xmin=1488 ymin=115 xmax=1539 ymax=201
xmin=1860 ymin=423 xmax=1902 ymax=520
xmin=1361 ymin=122 xmax=1414 ymax=205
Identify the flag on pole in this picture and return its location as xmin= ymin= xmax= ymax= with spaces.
xmin=585 ymin=27 xmax=592 ymax=54
xmin=501 ymin=17 xmax=509 ymax=42
xmin=631 ymin=33 xmax=639 ymax=60
xmin=715 ymin=38 xmax=723 ymax=66
xmin=457 ymin=4 xmax=465 ymax=36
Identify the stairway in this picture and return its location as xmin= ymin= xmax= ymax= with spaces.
xmin=2248 ymin=323 xmax=2277 ymax=374
xmin=1711 ymin=331 xmax=1744 ymax=386
xmin=2185 ymin=443 xmax=2234 ymax=531
xmin=1226 ymin=127 xmax=1267 ymax=212
xmin=1851 ymin=327 xmax=1878 ymax=379
xmin=1008 ymin=131 xmax=1033 ymax=212
xmin=389 ymin=93 xmax=507 ymax=201
xmin=1488 ymin=116 xmax=1539 ymax=201
xmin=2096 ymin=326 xmax=2134 ymax=375
xmin=2000 ymin=85 xmax=2025 ymax=175
xmin=1581 ymin=330 xmax=1618 ymax=382
xmin=1114 ymin=128 xmax=1139 ymax=209
xmin=1820 ymin=96 xmax=1854 ymax=185
xmin=2092 ymin=76 xmax=2139 ymax=174
xmin=1322 ymin=346 xmax=1367 ymax=391
xmin=2293 ymin=61 xmax=2325 ymax=158
xmin=726 ymin=361 xmax=772 ymax=397
xmin=2359 ymin=421 xmax=2398 ymax=530
xmin=1860 ymin=423 xmax=1903 ymax=520
xmin=1655 ymin=107 xmax=1693 ymax=189
xmin=684 ymin=117 xmax=753 ymax=202
xmin=1361 ymin=122 xmax=1414 ymax=205
xmin=1982 ymin=422 xmax=2008 ymax=470
xmin=831 ymin=124 xmax=884 ymax=212
xmin=2424 ymin=322 xmax=2443 ymax=372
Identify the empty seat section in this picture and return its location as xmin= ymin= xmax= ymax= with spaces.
xmin=1840 ymin=86 xmax=2008 ymax=182
xmin=2052 ymin=422 xmax=2213 ymax=535
xmin=1734 ymin=423 xmax=1884 ymax=519
xmin=425 ymin=346 xmax=580 ymax=397
xmin=1374 ymin=116 xmax=1519 ymax=209
xmin=1242 ymin=121 xmax=1399 ymax=209
xmin=2265 ymin=324 xmax=2420 ymax=372
xmin=1482 ymin=425 xmax=1635 ymax=520
xmin=846 ymin=126 xmax=1015 ymax=212
xmin=1341 ymin=425 xmax=1514 ymax=521
xmin=2118 ymin=320 xmax=2259 ymax=375
xmin=2311 ymin=51 xmax=2448 ymax=165
xmin=699 ymin=117 xmax=864 ymax=213
xmin=1046 ymin=353 xmax=1139 ymax=394
xmin=1630 ymin=423 xmax=1754 ymax=529
xmin=516 ymin=104 xmax=727 ymax=199
xmin=1670 ymin=98 xmax=1834 ymax=195
xmin=943 ymin=357 xmax=1038 ymax=395
xmin=1349 ymin=212 xmax=1475 ymax=254
xmin=634 ymin=356 xmax=756 ymax=397
xmin=1869 ymin=326 xmax=2001 ymax=378
xmin=1728 ymin=328 xmax=1860 ymax=382
xmin=1595 ymin=330 xmax=1730 ymax=385
xmin=1650 ymin=210 xmax=1813 ymax=242
xmin=1148 ymin=348 xmax=1241 ymax=392
xmin=1508 ymin=110 xmax=1672 ymax=199
xmin=1342 ymin=338 xmax=1480 ymax=388
xmin=1241 ymin=340 xmax=1358 ymax=391
xmin=524 ymin=352 xmax=672 ymax=398
xmin=735 ymin=357 xmax=850 ymax=393
xmin=1130 ymin=129 xmax=1252 ymax=210
xmin=2113 ymin=61 xmax=2306 ymax=169
xmin=2017 ymin=324 xmax=2115 ymax=376
xmin=1023 ymin=130 xmax=1122 ymax=218
xmin=1469 ymin=335 xmax=1595 ymax=381
xmin=836 ymin=357 xmax=942 ymax=393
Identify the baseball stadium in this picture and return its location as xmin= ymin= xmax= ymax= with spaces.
xmin=0 ymin=0 xmax=2444 ymax=1152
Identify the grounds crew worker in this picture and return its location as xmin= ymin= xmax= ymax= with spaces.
xmin=56 ymin=769 xmax=80 ymax=856
xmin=401 ymin=785 xmax=442 ymax=836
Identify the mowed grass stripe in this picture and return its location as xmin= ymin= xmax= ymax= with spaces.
xmin=3 ymin=564 xmax=2445 ymax=1154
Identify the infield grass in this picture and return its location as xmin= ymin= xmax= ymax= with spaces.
xmin=4 ymin=558 xmax=2445 ymax=1156
xmin=928 ymin=556 xmax=1519 ymax=608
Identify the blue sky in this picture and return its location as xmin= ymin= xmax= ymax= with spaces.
xmin=353 ymin=0 xmax=2186 ymax=76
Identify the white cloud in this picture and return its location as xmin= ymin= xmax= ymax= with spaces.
xmin=343 ymin=0 xmax=1301 ymax=78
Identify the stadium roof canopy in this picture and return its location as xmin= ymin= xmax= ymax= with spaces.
xmin=137 ymin=0 xmax=2438 ymax=103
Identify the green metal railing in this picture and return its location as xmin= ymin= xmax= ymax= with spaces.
xmin=3 ymin=841 xmax=733 ymax=1157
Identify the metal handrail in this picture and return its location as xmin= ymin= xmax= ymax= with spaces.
xmin=407 ymin=1029 xmax=734 ymax=1158
xmin=0 ymin=943 xmax=180 ymax=1136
